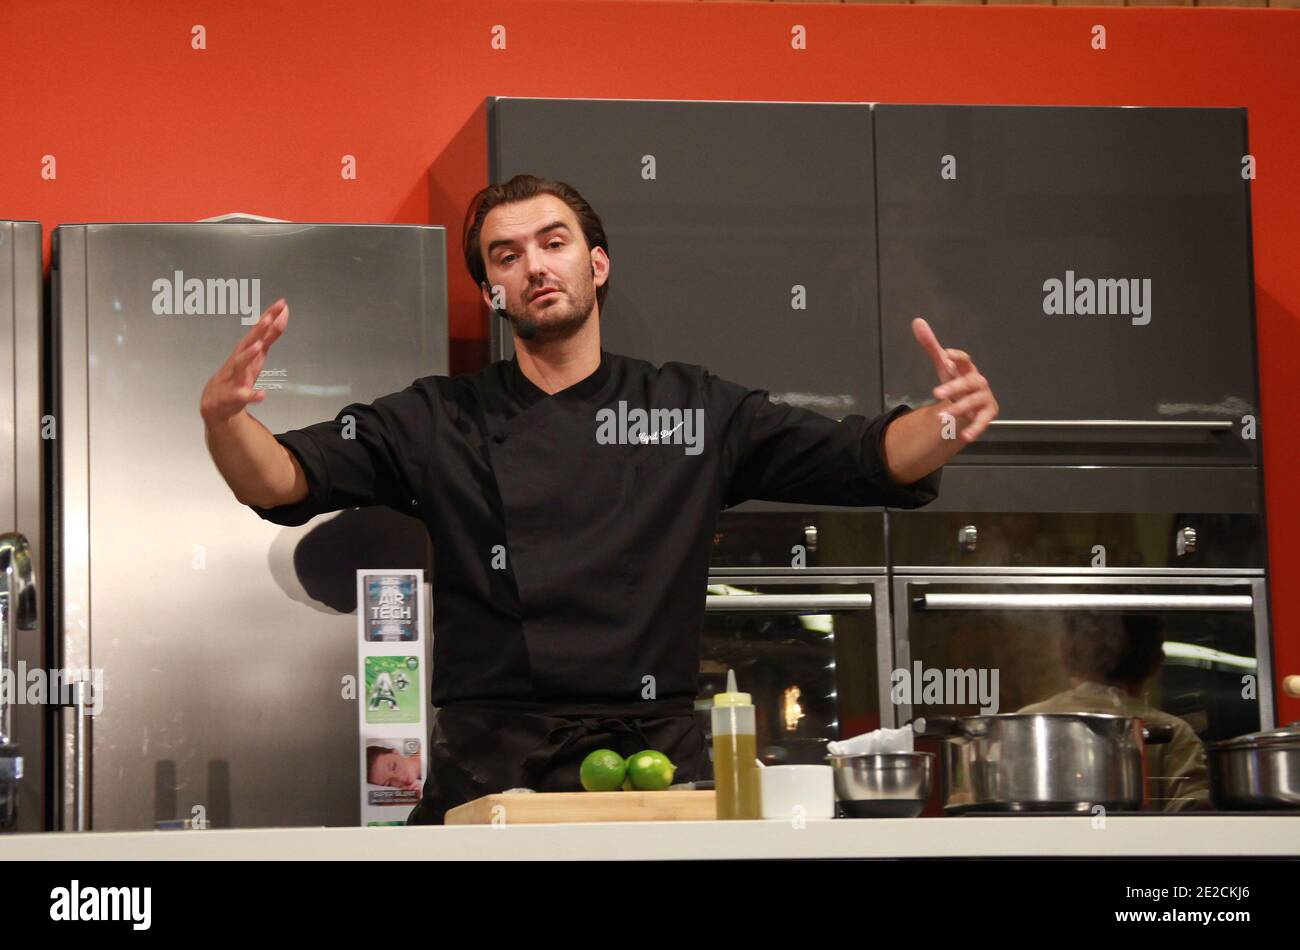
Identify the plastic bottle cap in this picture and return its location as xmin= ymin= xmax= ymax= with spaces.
xmin=712 ymin=668 xmax=752 ymax=707
xmin=713 ymin=691 xmax=752 ymax=707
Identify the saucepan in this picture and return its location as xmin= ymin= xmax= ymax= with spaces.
xmin=1206 ymin=722 xmax=1300 ymax=810
xmin=916 ymin=713 xmax=1174 ymax=814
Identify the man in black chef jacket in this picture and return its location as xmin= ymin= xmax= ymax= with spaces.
xmin=200 ymin=174 xmax=1000 ymax=824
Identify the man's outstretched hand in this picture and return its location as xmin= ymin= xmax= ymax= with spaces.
xmin=200 ymin=298 xmax=290 ymax=423
xmin=911 ymin=317 xmax=999 ymax=443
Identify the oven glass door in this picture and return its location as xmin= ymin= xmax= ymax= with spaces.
xmin=701 ymin=576 xmax=890 ymax=765
xmin=894 ymin=575 xmax=1269 ymax=809
xmin=895 ymin=576 xmax=1268 ymax=736
xmin=889 ymin=577 xmax=1263 ymax=816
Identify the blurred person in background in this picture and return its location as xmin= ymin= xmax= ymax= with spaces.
xmin=1019 ymin=612 xmax=1211 ymax=811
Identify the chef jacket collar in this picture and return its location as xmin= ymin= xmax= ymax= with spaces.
xmin=505 ymin=347 xmax=613 ymax=408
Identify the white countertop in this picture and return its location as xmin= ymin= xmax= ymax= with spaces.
xmin=1 ymin=816 xmax=1298 ymax=860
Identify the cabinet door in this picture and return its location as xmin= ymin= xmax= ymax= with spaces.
xmin=489 ymin=97 xmax=890 ymax=563
xmin=876 ymin=105 xmax=1259 ymax=468
xmin=489 ymin=97 xmax=881 ymax=424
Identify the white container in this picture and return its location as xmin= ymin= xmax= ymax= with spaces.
xmin=759 ymin=765 xmax=836 ymax=820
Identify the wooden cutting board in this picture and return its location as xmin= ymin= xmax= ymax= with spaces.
xmin=444 ymin=790 xmax=716 ymax=824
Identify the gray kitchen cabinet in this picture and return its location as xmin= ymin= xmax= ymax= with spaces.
xmin=875 ymin=104 xmax=1260 ymax=470
xmin=488 ymin=97 xmax=888 ymax=568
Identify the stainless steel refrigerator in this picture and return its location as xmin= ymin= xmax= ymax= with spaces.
xmin=1 ymin=221 xmax=47 ymax=833
xmin=49 ymin=221 xmax=447 ymax=830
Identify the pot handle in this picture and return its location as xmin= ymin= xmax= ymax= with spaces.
xmin=1142 ymin=722 xmax=1175 ymax=745
xmin=911 ymin=716 xmax=964 ymax=739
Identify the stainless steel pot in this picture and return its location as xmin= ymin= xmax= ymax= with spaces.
xmin=917 ymin=713 xmax=1174 ymax=814
xmin=1206 ymin=722 xmax=1300 ymax=810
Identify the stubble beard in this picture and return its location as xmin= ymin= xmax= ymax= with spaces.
xmin=507 ymin=275 xmax=597 ymax=344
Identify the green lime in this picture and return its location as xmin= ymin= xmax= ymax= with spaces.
xmin=579 ymin=748 xmax=626 ymax=792
xmin=622 ymin=776 xmax=634 ymax=791
xmin=625 ymin=750 xmax=676 ymax=791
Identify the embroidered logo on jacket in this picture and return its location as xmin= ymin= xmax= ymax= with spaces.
xmin=594 ymin=401 xmax=704 ymax=455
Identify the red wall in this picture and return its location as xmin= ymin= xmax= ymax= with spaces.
xmin=4 ymin=0 xmax=1297 ymax=720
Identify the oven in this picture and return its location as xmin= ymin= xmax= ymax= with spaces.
xmin=697 ymin=574 xmax=891 ymax=767
xmin=696 ymin=502 xmax=894 ymax=765
xmin=888 ymin=507 xmax=1273 ymax=735
xmin=887 ymin=503 xmax=1273 ymax=813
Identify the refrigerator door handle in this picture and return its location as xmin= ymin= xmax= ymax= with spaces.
xmin=704 ymin=593 xmax=874 ymax=612
xmin=914 ymin=593 xmax=1253 ymax=612
xmin=55 ymin=677 xmax=96 ymax=832
xmin=65 ymin=678 xmax=96 ymax=833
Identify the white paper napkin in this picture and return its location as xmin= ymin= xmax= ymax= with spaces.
xmin=826 ymin=726 xmax=915 ymax=756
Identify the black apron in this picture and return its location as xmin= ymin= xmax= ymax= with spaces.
xmin=405 ymin=696 xmax=712 ymax=825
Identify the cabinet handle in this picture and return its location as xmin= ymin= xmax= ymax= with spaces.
xmin=987 ymin=419 xmax=1234 ymax=430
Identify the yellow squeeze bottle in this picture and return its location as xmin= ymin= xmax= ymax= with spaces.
xmin=711 ymin=669 xmax=761 ymax=819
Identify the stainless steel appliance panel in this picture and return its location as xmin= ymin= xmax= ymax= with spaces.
xmin=0 ymin=221 xmax=47 ymax=832
xmin=53 ymin=222 xmax=446 ymax=830
xmin=708 ymin=507 xmax=886 ymax=572
xmin=896 ymin=463 xmax=1264 ymax=518
xmin=889 ymin=509 xmax=1267 ymax=570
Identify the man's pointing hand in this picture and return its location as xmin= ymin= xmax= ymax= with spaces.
xmin=912 ymin=317 xmax=999 ymax=444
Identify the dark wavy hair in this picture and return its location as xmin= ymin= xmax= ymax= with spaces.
xmin=462 ymin=174 xmax=610 ymax=313
xmin=1061 ymin=612 xmax=1166 ymax=687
